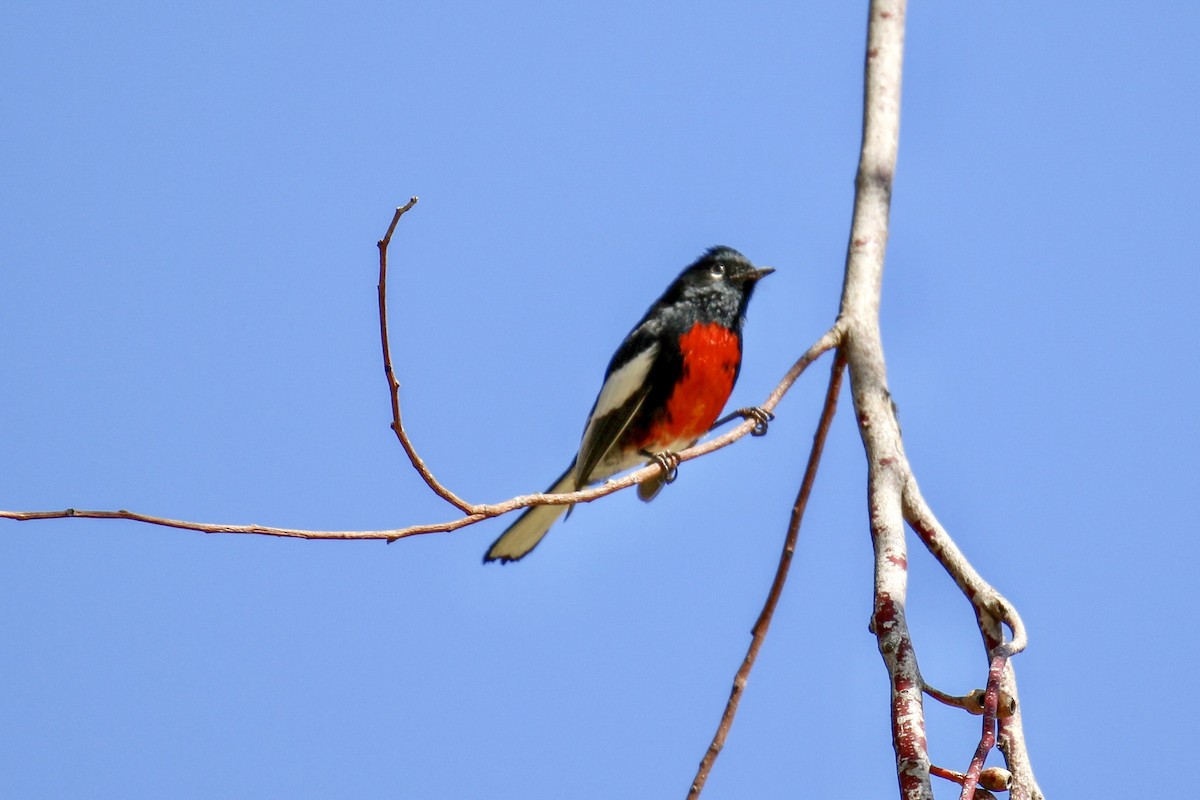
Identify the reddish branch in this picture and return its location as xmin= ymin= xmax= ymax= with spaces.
xmin=687 ymin=349 xmax=847 ymax=800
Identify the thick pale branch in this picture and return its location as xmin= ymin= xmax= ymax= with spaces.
xmin=837 ymin=2 xmax=931 ymax=798
xmin=835 ymin=1 xmax=1042 ymax=793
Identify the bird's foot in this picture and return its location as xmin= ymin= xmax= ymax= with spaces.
xmin=649 ymin=450 xmax=680 ymax=484
xmin=710 ymin=406 xmax=775 ymax=435
xmin=737 ymin=406 xmax=774 ymax=436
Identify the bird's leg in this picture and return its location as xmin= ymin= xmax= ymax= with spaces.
xmin=711 ymin=406 xmax=774 ymax=436
xmin=642 ymin=449 xmax=681 ymax=484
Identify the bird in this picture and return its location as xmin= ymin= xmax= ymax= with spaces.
xmin=483 ymin=246 xmax=774 ymax=563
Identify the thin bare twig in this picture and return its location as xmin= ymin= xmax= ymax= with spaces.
xmin=923 ymin=684 xmax=1016 ymax=719
xmin=930 ymin=764 xmax=1012 ymax=794
xmin=956 ymin=654 xmax=1008 ymax=799
xmin=377 ymin=197 xmax=474 ymax=514
xmin=0 ymin=507 xmax=489 ymax=539
xmin=5 ymin=197 xmax=839 ymax=538
xmin=1 ymin=323 xmax=841 ymax=540
xmin=687 ymin=347 xmax=847 ymax=799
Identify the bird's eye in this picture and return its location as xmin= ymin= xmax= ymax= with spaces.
xmin=709 ymin=263 xmax=726 ymax=277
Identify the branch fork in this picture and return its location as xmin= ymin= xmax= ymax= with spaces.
xmin=3 ymin=3 xmax=1045 ymax=797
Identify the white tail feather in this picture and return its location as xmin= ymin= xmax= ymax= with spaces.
xmin=484 ymin=469 xmax=576 ymax=563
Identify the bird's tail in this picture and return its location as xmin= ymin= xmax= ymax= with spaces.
xmin=483 ymin=465 xmax=576 ymax=564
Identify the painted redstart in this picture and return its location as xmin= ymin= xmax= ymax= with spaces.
xmin=483 ymin=246 xmax=773 ymax=563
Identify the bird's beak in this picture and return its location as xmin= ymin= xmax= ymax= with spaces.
xmin=748 ymin=266 xmax=775 ymax=281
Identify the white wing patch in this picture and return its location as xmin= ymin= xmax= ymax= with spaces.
xmin=590 ymin=343 xmax=659 ymax=420
xmin=574 ymin=342 xmax=659 ymax=483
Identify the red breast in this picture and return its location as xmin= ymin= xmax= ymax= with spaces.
xmin=634 ymin=321 xmax=741 ymax=451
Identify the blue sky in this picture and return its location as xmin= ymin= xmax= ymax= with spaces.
xmin=2 ymin=3 xmax=1197 ymax=797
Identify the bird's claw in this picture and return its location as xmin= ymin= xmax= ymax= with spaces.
xmin=651 ymin=451 xmax=681 ymax=484
xmin=738 ymin=406 xmax=774 ymax=436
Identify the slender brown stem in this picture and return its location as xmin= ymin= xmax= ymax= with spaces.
xmin=957 ymin=654 xmax=1008 ymax=800
xmin=0 ymin=507 xmax=487 ymax=539
xmin=687 ymin=348 xmax=846 ymax=799
xmin=377 ymin=198 xmax=475 ymax=513
xmin=2 ymin=328 xmax=840 ymax=540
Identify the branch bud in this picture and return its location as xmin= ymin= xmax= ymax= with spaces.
xmin=965 ymin=688 xmax=1017 ymax=718
xmin=979 ymin=767 xmax=1013 ymax=791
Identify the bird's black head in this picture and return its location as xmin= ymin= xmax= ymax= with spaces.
xmin=657 ymin=246 xmax=774 ymax=324
xmin=684 ymin=246 xmax=775 ymax=286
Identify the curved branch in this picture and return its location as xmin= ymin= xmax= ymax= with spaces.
xmin=902 ymin=483 xmax=1027 ymax=657
xmin=377 ymin=197 xmax=475 ymax=514
xmin=904 ymin=483 xmax=1042 ymax=800
xmin=4 ymin=191 xmax=839 ymax=541
xmin=1 ymin=330 xmax=841 ymax=540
